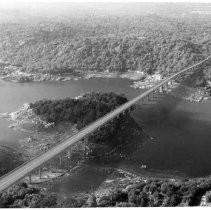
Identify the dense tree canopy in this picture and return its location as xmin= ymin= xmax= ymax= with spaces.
xmin=1 ymin=15 xmax=211 ymax=75
xmin=0 ymin=183 xmax=56 ymax=208
xmin=85 ymin=178 xmax=211 ymax=207
xmin=30 ymin=92 xmax=128 ymax=127
xmin=2 ymin=177 xmax=211 ymax=207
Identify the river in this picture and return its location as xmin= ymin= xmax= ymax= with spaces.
xmin=0 ymin=78 xmax=211 ymax=195
xmin=0 ymin=78 xmax=140 ymax=147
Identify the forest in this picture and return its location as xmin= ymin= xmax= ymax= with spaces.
xmin=1 ymin=15 xmax=211 ymax=76
xmin=2 ymin=177 xmax=211 ymax=207
xmin=0 ymin=183 xmax=56 ymax=208
xmin=81 ymin=177 xmax=211 ymax=207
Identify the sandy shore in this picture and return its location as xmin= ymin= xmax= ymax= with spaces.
xmin=1 ymin=65 xmax=147 ymax=82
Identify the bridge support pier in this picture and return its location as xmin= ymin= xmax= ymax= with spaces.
xmin=159 ymin=86 xmax=163 ymax=93
xmin=143 ymin=97 xmax=147 ymax=104
xmin=165 ymin=83 xmax=169 ymax=92
xmin=59 ymin=155 xmax=62 ymax=166
xmin=147 ymin=94 xmax=150 ymax=101
xmin=49 ymin=161 xmax=52 ymax=171
xmin=39 ymin=168 xmax=42 ymax=179
xmin=29 ymin=174 xmax=32 ymax=184
xmin=152 ymin=91 xmax=155 ymax=98
xmin=67 ymin=149 xmax=71 ymax=158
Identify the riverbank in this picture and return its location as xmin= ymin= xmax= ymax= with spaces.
xmin=0 ymin=64 xmax=146 ymax=82
xmin=3 ymin=162 xmax=211 ymax=207
xmin=1 ymin=70 xmax=146 ymax=83
xmin=46 ymin=163 xmax=211 ymax=207
xmin=2 ymin=71 xmax=80 ymax=83
xmin=88 ymin=172 xmax=211 ymax=207
xmin=1 ymin=68 xmax=211 ymax=103
xmin=81 ymin=70 xmax=146 ymax=81
xmin=168 ymin=84 xmax=211 ymax=103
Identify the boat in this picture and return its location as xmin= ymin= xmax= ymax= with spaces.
xmin=140 ymin=164 xmax=148 ymax=169
xmin=150 ymin=137 xmax=156 ymax=141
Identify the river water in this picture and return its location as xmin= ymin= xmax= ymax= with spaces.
xmin=0 ymin=78 xmax=211 ymax=194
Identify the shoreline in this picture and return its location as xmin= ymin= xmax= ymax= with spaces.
xmin=0 ymin=68 xmax=145 ymax=83
xmin=0 ymin=86 xmax=210 ymax=183
xmin=1 ymin=83 xmax=211 ymax=203
xmin=38 ymin=161 xmax=188 ymax=198
xmin=1 ymin=69 xmax=210 ymax=103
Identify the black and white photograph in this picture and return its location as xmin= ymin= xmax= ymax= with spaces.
xmin=0 ymin=0 xmax=211 ymax=207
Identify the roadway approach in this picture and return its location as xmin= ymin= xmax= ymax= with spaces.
xmin=0 ymin=55 xmax=211 ymax=193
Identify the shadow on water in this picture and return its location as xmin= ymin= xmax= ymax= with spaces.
xmin=132 ymin=93 xmax=211 ymax=178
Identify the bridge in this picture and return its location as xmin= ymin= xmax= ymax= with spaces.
xmin=0 ymin=55 xmax=211 ymax=193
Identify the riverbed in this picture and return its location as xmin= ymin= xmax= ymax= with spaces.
xmin=1 ymin=78 xmax=211 ymax=195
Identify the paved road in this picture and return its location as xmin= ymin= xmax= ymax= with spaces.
xmin=0 ymin=55 xmax=211 ymax=192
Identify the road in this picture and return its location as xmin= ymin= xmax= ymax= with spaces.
xmin=0 ymin=55 xmax=211 ymax=192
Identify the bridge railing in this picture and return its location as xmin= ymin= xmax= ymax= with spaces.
xmin=0 ymin=55 xmax=211 ymax=192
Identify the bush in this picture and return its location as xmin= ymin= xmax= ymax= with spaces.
xmin=142 ymin=184 xmax=150 ymax=193
xmin=128 ymin=188 xmax=140 ymax=203
xmin=161 ymin=183 xmax=169 ymax=194
xmin=0 ymin=184 xmax=57 ymax=208
xmin=149 ymin=182 xmax=159 ymax=194
xmin=61 ymin=197 xmax=85 ymax=208
xmin=152 ymin=191 xmax=163 ymax=207
xmin=115 ymin=202 xmax=135 ymax=207
xmin=40 ymin=194 xmax=57 ymax=207
xmin=110 ymin=189 xmax=128 ymax=203
xmin=169 ymin=194 xmax=182 ymax=206
xmin=139 ymin=192 xmax=149 ymax=207
xmin=85 ymin=194 xmax=97 ymax=207
xmin=97 ymin=196 xmax=113 ymax=207
xmin=206 ymin=191 xmax=211 ymax=203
